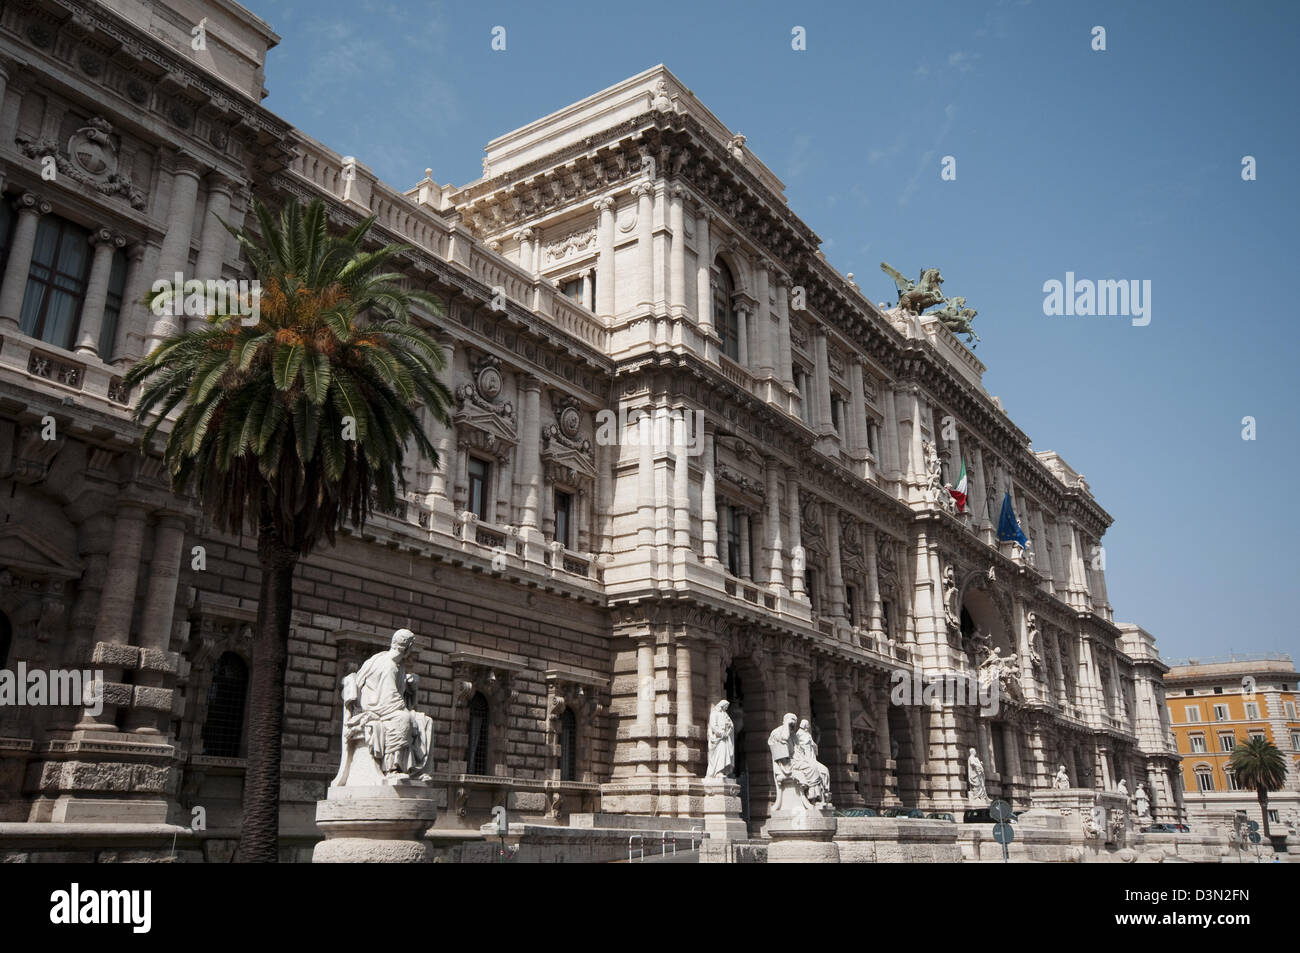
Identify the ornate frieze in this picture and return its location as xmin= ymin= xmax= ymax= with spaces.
xmin=15 ymin=116 xmax=147 ymax=209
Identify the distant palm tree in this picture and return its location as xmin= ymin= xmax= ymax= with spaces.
xmin=125 ymin=198 xmax=452 ymax=862
xmin=1228 ymin=736 xmax=1287 ymax=840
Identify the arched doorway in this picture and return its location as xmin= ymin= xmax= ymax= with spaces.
xmin=887 ymin=704 xmax=922 ymax=807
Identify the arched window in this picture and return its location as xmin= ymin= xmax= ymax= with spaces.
xmin=466 ymin=692 xmax=490 ymax=775
xmin=0 ymin=611 xmax=12 ymax=669
xmin=201 ymin=652 xmax=249 ymax=758
xmin=712 ymin=259 xmax=739 ymax=361
xmin=559 ymin=709 xmax=578 ymax=782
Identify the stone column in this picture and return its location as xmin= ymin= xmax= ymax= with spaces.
xmin=970 ymin=443 xmax=987 ymax=527
xmin=0 ymin=192 xmax=49 ymax=332
xmin=429 ymin=335 xmax=456 ymax=502
xmin=669 ymin=186 xmax=687 ymax=318
xmin=787 ymin=469 xmax=805 ymax=599
xmin=637 ymin=409 xmax=655 ymax=559
xmin=756 ymin=260 xmax=773 ymax=377
xmin=735 ymin=302 xmax=749 ymax=368
xmin=74 ymin=229 xmax=125 ymax=357
xmin=908 ymin=389 xmax=927 ymax=489
xmin=864 ymin=526 xmax=882 ymax=634
xmin=111 ymin=242 xmax=157 ymax=366
xmin=633 ymin=182 xmax=654 ymax=310
xmin=827 ymin=509 xmax=845 ymax=620
xmin=594 ymin=197 xmax=616 ymax=318
xmin=515 ymin=227 xmax=534 ymax=274
xmin=675 ymin=638 xmax=695 ymax=736
xmin=673 ymin=412 xmax=691 ymax=552
xmin=701 ymin=430 xmax=718 ymax=565
xmin=126 ymin=514 xmax=187 ymax=733
xmin=580 ymin=269 xmax=593 ymax=310
xmin=848 ymin=359 xmax=869 ymax=472
xmin=882 ymin=387 xmax=902 ymax=483
xmin=695 ymin=208 xmax=714 ymax=336
xmin=812 ymin=328 xmax=833 ymax=433
xmin=776 ymin=276 xmax=794 ymax=389
xmin=519 ymin=377 xmax=542 ymax=529
xmin=738 ymin=512 xmax=751 ymax=580
xmin=81 ymin=504 xmax=148 ymax=728
xmin=150 ymin=151 xmax=204 ymax=346
xmin=765 ymin=459 xmax=785 ymax=594
xmin=636 ymin=635 xmax=656 ymax=731
xmin=194 ymin=173 xmax=235 ymax=290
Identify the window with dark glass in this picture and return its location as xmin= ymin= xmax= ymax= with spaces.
xmin=830 ymin=395 xmax=842 ymax=434
xmin=466 ymin=692 xmax=490 ymax=775
xmin=467 ymin=457 xmax=490 ymax=521
xmin=845 ymin=585 xmax=856 ymax=626
xmin=806 ymin=568 xmax=819 ymax=612
xmin=559 ymin=708 xmax=578 ymax=782
xmin=0 ymin=201 xmax=13 ymax=274
xmin=713 ymin=260 xmax=739 ymax=361
xmin=881 ymin=599 xmax=892 ymax=637
xmin=20 ymin=216 xmax=92 ymax=350
xmin=554 ymin=490 xmax=573 ymax=548
xmin=98 ymin=249 xmax=128 ymax=359
xmin=0 ymin=611 xmax=11 ymax=669
xmin=200 ymin=652 xmax=249 ymax=758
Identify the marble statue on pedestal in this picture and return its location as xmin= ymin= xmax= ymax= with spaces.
xmin=793 ymin=719 xmax=831 ymax=803
xmin=1135 ymin=783 xmax=1150 ymax=819
xmin=1054 ymin=765 xmax=1070 ymax=790
xmin=967 ymin=747 xmax=988 ymax=802
xmin=1117 ymin=779 xmax=1128 ymax=798
xmin=332 ymin=628 xmax=435 ymax=786
xmin=705 ymin=700 xmax=735 ymax=779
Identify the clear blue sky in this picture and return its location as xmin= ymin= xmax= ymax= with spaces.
xmin=253 ymin=0 xmax=1299 ymax=662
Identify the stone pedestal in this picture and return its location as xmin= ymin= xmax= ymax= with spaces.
xmin=701 ymin=777 xmax=747 ymax=838
xmin=313 ymin=781 xmax=438 ymax=863
xmin=765 ymin=780 xmax=839 ymax=863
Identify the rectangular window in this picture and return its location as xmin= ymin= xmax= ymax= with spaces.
xmin=830 ymin=395 xmax=842 ymax=434
xmin=467 ymin=457 xmax=490 ymax=521
xmin=560 ymin=277 xmax=583 ymax=303
xmin=1291 ymin=732 xmax=1300 ymax=752
xmin=1195 ymin=771 xmax=1214 ymax=792
xmin=1219 ymin=733 xmax=1235 ymax=752
xmin=794 ymin=367 xmax=810 ymax=424
xmin=554 ymin=490 xmax=573 ymax=549
xmin=1248 ymin=731 xmax=1266 ymax=742
xmin=20 ymin=216 xmax=92 ymax=350
xmin=1224 ymin=771 xmax=1241 ymax=791
xmin=1244 ymin=702 xmax=1260 ymax=720
xmin=880 ymin=600 xmax=892 ymax=639
xmin=1183 ymin=705 xmax=1201 ymax=723
xmin=1189 ymin=734 xmax=1206 ymax=753
xmin=806 ymin=568 xmax=819 ymax=613
xmin=866 ymin=419 xmax=878 ymax=456
xmin=1285 ymin=701 xmax=1296 ymax=719
xmin=844 ymin=585 xmax=856 ymax=627
xmin=1213 ymin=704 xmax=1229 ymax=722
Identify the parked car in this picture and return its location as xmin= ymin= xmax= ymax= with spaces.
xmin=963 ymin=808 xmax=994 ymax=823
xmin=927 ymin=812 xmax=956 ymax=822
xmin=1141 ymin=823 xmax=1189 ymax=834
xmin=882 ymin=807 xmax=924 ymax=818
xmin=841 ymin=808 xmax=878 ymax=817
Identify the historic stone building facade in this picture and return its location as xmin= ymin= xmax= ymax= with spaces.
xmin=0 ymin=1 xmax=1183 ymax=860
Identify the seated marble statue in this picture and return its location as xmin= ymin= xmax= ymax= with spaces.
xmin=792 ymin=719 xmax=831 ymax=804
xmin=332 ymin=628 xmax=435 ymax=786
xmin=768 ymin=713 xmax=809 ymax=813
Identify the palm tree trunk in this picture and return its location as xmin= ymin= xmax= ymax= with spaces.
xmin=1258 ymin=788 xmax=1271 ymax=840
xmin=236 ymin=522 xmax=298 ymax=862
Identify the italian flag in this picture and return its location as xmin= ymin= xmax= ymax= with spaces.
xmin=948 ymin=459 xmax=968 ymax=513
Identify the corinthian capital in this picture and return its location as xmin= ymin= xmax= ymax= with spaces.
xmin=593 ymin=197 xmax=615 ymax=214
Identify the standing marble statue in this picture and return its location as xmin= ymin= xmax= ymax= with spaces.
xmin=333 ymin=628 xmax=435 ymax=785
xmin=705 ymin=700 xmax=735 ymax=779
xmin=792 ymin=719 xmax=832 ymax=804
xmin=1053 ymin=765 xmax=1070 ymax=790
xmin=967 ymin=747 xmax=988 ymax=803
xmin=1135 ymin=783 xmax=1150 ymax=818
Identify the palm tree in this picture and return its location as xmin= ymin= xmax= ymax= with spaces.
xmin=1228 ymin=736 xmax=1287 ymax=840
xmin=125 ymin=198 xmax=452 ymax=862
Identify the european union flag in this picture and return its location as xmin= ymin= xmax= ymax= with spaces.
xmin=996 ymin=492 xmax=1029 ymax=548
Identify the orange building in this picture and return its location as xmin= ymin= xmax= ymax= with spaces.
xmin=1164 ymin=654 xmax=1300 ymax=829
